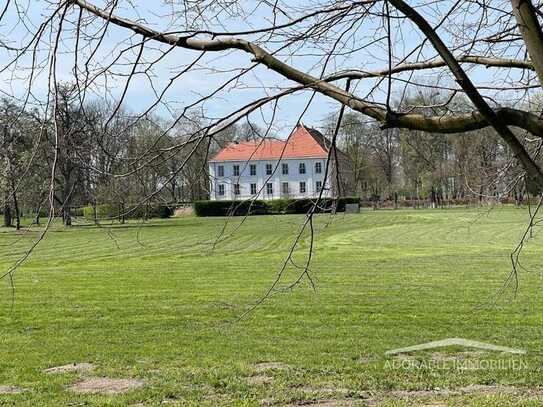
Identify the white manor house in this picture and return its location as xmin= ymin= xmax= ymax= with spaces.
xmin=208 ymin=124 xmax=354 ymax=201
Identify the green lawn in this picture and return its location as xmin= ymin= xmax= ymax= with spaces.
xmin=1 ymin=207 xmax=542 ymax=406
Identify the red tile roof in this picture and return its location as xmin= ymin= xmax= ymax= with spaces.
xmin=210 ymin=124 xmax=329 ymax=161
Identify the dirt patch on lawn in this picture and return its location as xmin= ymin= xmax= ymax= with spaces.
xmin=248 ymin=375 xmax=274 ymax=386
xmin=289 ymin=400 xmax=356 ymax=406
xmin=254 ymin=362 xmax=290 ymax=372
xmin=0 ymin=385 xmax=25 ymax=394
xmin=387 ymin=389 xmax=454 ymax=398
xmin=455 ymin=384 xmax=541 ymax=396
xmin=301 ymin=387 xmax=369 ymax=399
xmin=44 ymin=362 xmax=94 ymax=374
xmin=287 ymin=386 xmax=370 ymax=406
xmin=69 ymin=377 xmax=144 ymax=394
xmin=302 ymin=387 xmax=351 ymax=395
xmin=368 ymin=385 xmax=543 ymax=405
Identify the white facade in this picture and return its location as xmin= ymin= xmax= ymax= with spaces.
xmin=209 ymin=158 xmax=330 ymax=200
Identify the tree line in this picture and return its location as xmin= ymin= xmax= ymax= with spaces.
xmin=327 ymin=92 xmax=538 ymax=208
xmin=1 ymin=86 xmax=539 ymax=229
xmin=0 ymin=84 xmax=215 ymax=228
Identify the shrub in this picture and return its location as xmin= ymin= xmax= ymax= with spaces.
xmin=285 ymin=198 xmax=317 ymax=214
xmin=282 ymin=197 xmax=359 ymax=214
xmin=194 ymin=197 xmax=362 ymax=217
xmin=35 ymin=208 xmax=49 ymax=218
xmin=337 ymin=197 xmax=360 ymax=211
xmin=194 ymin=200 xmax=268 ymax=217
xmin=154 ymin=205 xmax=173 ymax=219
xmin=195 ymin=197 xmax=362 ymax=216
xmin=123 ymin=205 xmax=149 ymax=219
xmin=82 ymin=205 xmax=93 ymax=220
xmin=79 ymin=203 xmax=174 ymax=220
xmin=266 ymin=199 xmax=293 ymax=214
xmin=82 ymin=204 xmax=117 ymax=220
xmin=72 ymin=207 xmax=84 ymax=217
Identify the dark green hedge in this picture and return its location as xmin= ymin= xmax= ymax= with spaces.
xmin=193 ymin=200 xmax=268 ymax=217
xmin=265 ymin=199 xmax=291 ymax=214
xmin=194 ymin=197 xmax=360 ymax=217
xmin=281 ymin=197 xmax=360 ymax=214
xmin=79 ymin=204 xmax=172 ymax=220
xmin=335 ymin=197 xmax=360 ymax=211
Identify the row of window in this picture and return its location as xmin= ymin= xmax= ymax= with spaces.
xmin=217 ymin=181 xmax=323 ymax=196
xmin=217 ymin=162 xmax=322 ymax=177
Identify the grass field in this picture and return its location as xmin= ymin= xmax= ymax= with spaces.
xmin=1 ymin=207 xmax=543 ymax=406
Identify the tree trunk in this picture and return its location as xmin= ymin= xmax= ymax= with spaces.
xmin=8 ymin=175 xmax=20 ymax=230
xmin=119 ymin=201 xmax=126 ymax=224
xmin=511 ymin=0 xmax=543 ymax=88
xmin=64 ymin=209 xmax=72 ymax=226
xmin=3 ymin=202 xmax=12 ymax=227
xmin=2 ymin=126 xmax=14 ymax=228
xmin=93 ymin=200 xmax=98 ymax=225
xmin=35 ymin=207 xmax=41 ymax=225
xmin=429 ymin=187 xmax=437 ymax=208
xmin=62 ymin=174 xmax=73 ymax=226
xmin=12 ymin=190 xmax=20 ymax=230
